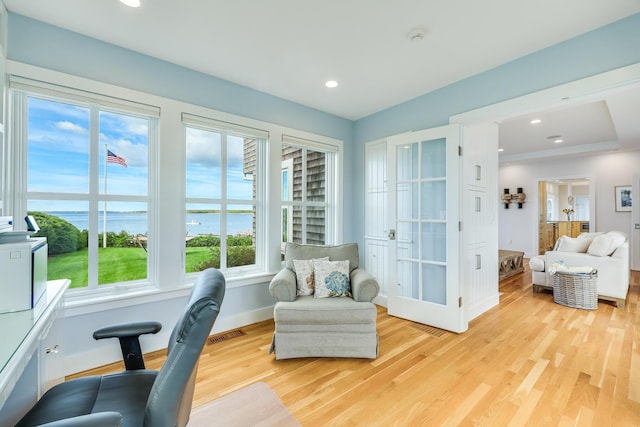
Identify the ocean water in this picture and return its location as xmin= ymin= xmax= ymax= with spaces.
xmin=48 ymin=211 xmax=253 ymax=236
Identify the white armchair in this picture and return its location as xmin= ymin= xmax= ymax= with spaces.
xmin=530 ymin=231 xmax=630 ymax=308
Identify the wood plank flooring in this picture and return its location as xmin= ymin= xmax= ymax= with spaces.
xmin=71 ymin=262 xmax=640 ymax=426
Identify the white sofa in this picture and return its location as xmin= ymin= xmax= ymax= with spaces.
xmin=530 ymin=231 xmax=630 ymax=308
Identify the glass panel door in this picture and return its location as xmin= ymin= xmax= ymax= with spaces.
xmin=387 ymin=124 xmax=465 ymax=333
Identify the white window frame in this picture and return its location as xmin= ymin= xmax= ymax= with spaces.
xmin=281 ymin=134 xmax=340 ymax=245
xmin=182 ymin=113 xmax=268 ymax=278
xmin=7 ymin=78 xmax=159 ymax=298
xmin=3 ymin=61 xmax=343 ymax=311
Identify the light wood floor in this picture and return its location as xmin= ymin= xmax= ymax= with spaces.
xmin=72 ymin=262 xmax=640 ymax=426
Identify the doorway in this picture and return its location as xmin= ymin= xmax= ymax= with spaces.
xmin=537 ymin=178 xmax=593 ymax=254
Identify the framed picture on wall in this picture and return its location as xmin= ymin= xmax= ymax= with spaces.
xmin=615 ymin=185 xmax=632 ymax=212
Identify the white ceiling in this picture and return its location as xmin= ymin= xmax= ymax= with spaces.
xmin=4 ymin=0 xmax=640 ymax=162
xmin=498 ymin=85 xmax=640 ymax=163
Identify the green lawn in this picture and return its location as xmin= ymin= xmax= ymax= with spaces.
xmin=48 ymin=247 xmax=213 ymax=288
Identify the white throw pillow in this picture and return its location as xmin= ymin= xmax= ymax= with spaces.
xmin=292 ymin=257 xmax=329 ymax=296
xmin=587 ymin=235 xmax=611 ymax=257
xmin=605 ymin=231 xmax=626 ymax=255
xmin=587 ymin=232 xmax=626 ymax=257
xmin=313 ymin=260 xmax=351 ymax=298
xmin=578 ymin=232 xmax=603 ymax=239
xmin=555 ymin=236 xmax=592 ymax=253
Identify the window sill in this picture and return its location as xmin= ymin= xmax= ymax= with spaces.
xmin=63 ymin=271 xmax=276 ymax=317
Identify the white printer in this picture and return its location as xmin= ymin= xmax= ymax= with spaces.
xmin=0 ymin=236 xmax=48 ymax=313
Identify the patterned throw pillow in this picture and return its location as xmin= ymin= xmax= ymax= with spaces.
xmin=313 ymin=260 xmax=351 ymax=298
xmin=292 ymin=257 xmax=329 ymax=296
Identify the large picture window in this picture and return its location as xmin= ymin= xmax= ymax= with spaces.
xmin=7 ymin=68 xmax=342 ymax=302
xmin=11 ymin=84 xmax=157 ymax=290
xmin=183 ymin=114 xmax=266 ymax=275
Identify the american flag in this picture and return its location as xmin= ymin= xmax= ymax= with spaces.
xmin=107 ymin=149 xmax=127 ymax=167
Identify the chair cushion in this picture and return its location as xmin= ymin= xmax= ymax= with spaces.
xmin=285 ymin=242 xmax=359 ymax=272
xmin=15 ymin=371 xmax=158 ymax=427
xmin=274 ymin=296 xmax=376 ymax=325
xmin=313 ymin=260 xmax=351 ymax=298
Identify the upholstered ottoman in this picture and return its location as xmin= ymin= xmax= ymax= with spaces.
xmin=530 ymin=255 xmax=548 ymax=292
xmin=271 ymin=296 xmax=378 ymax=359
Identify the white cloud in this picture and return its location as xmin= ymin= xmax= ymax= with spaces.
xmin=55 ymin=120 xmax=87 ymax=134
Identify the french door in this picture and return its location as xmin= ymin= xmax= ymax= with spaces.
xmin=387 ymin=124 xmax=466 ymax=333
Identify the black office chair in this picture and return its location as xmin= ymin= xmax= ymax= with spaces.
xmin=16 ymin=268 xmax=226 ymax=427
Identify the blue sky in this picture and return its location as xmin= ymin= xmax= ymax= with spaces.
xmin=27 ymin=96 xmax=254 ymax=212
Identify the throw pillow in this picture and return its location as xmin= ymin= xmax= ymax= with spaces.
xmin=292 ymin=257 xmax=329 ymax=296
xmin=587 ymin=232 xmax=626 ymax=257
xmin=313 ymin=260 xmax=351 ymax=298
xmin=605 ymin=231 xmax=626 ymax=255
xmin=587 ymin=235 xmax=611 ymax=257
xmin=578 ymin=232 xmax=603 ymax=239
xmin=555 ymin=236 xmax=592 ymax=253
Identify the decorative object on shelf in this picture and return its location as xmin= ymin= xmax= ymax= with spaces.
xmin=562 ymin=208 xmax=575 ymax=221
xmin=502 ymin=188 xmax=526 ymax=209
xmin=614 ymin=185 xmax=632 ymax=212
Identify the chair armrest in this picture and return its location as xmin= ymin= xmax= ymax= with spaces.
xmin=36 ymin=412 xmax=123 ymax=427
xmin=269 ymin=269 xmax=297 ymax=302
xmin=93 ymin=321 xmax=162 ymax=370
xmin=350 ymin=268 xmax=379 ymax=302
xmin=93 ymin=321 xmax=162 ymax=340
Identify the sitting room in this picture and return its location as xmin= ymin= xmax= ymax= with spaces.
xmin=1 ymin=1 xmax=640 ymax=426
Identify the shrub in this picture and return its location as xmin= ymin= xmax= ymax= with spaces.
xmin=186 ymin=235 xmax=220 ymax=247
xmin=28 ymin=211 xmax=86 ymax=255
xmin=192 ymin=243 xmax=255 ymax=271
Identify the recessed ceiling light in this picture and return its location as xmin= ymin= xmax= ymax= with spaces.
xmin=553 ymin=139 xmax=563 ymax=144
xmin=498 ymin=148 xmax=504 ymax=152
xmin=325 ymin=80 xmax=338 ymax=88
xmin=407 ymin=28 xmax=427 ymax=42
xmin=530 ymin=119 xmax=542 ymax=124
xmin=120 ymin=0 xmax=141 ymax=7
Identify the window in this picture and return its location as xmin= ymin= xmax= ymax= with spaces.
xmin=10 ymin=82 xmax=158 ymax=290
xmin=7 ymin=67 xmax=343 ymax=303
xmin=183 ymin=114 xmax=266 ymax=275
xmin=281 ymin=135 xmax=338 ymax=246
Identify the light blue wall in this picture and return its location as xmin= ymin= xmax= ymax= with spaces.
xmin=8 ymin=13 xmax=359 ymax=243
xmin=352 ymin=12 xmax=640 ymax=249
xmin=8 ymin=14 xmax=353 ymax=143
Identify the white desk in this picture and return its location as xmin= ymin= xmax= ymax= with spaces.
xmin=0 ymin=280 xmax=69 ymax=411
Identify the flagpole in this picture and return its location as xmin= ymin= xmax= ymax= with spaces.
xmin=103 ymin=144 xmax=107 ymax=249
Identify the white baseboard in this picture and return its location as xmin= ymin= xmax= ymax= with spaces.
xmin=64 ymin=306 xmax=274 ymax=375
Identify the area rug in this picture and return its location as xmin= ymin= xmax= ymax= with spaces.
xmin=187 ymin=382 xmax=300 ymax=427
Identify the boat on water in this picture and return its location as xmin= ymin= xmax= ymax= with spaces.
xmin=186 ymin=220 xmax=201 ymax=225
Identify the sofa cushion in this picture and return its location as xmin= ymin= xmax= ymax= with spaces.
xmin=314 ymin=260 xmax=352 ymax=298
xmin=292 ymin=257 xmax=328 ymax=296
xmin=587 ymin=232 xmax=626 ymax=257
xmin=555 ymin=236 xmax=593 ymax=253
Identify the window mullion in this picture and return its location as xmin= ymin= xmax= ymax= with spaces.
xmin=220 ymin=133 xmax=228 ymax=269
xmin=87 ymin=105 xmax=100 ymax=289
